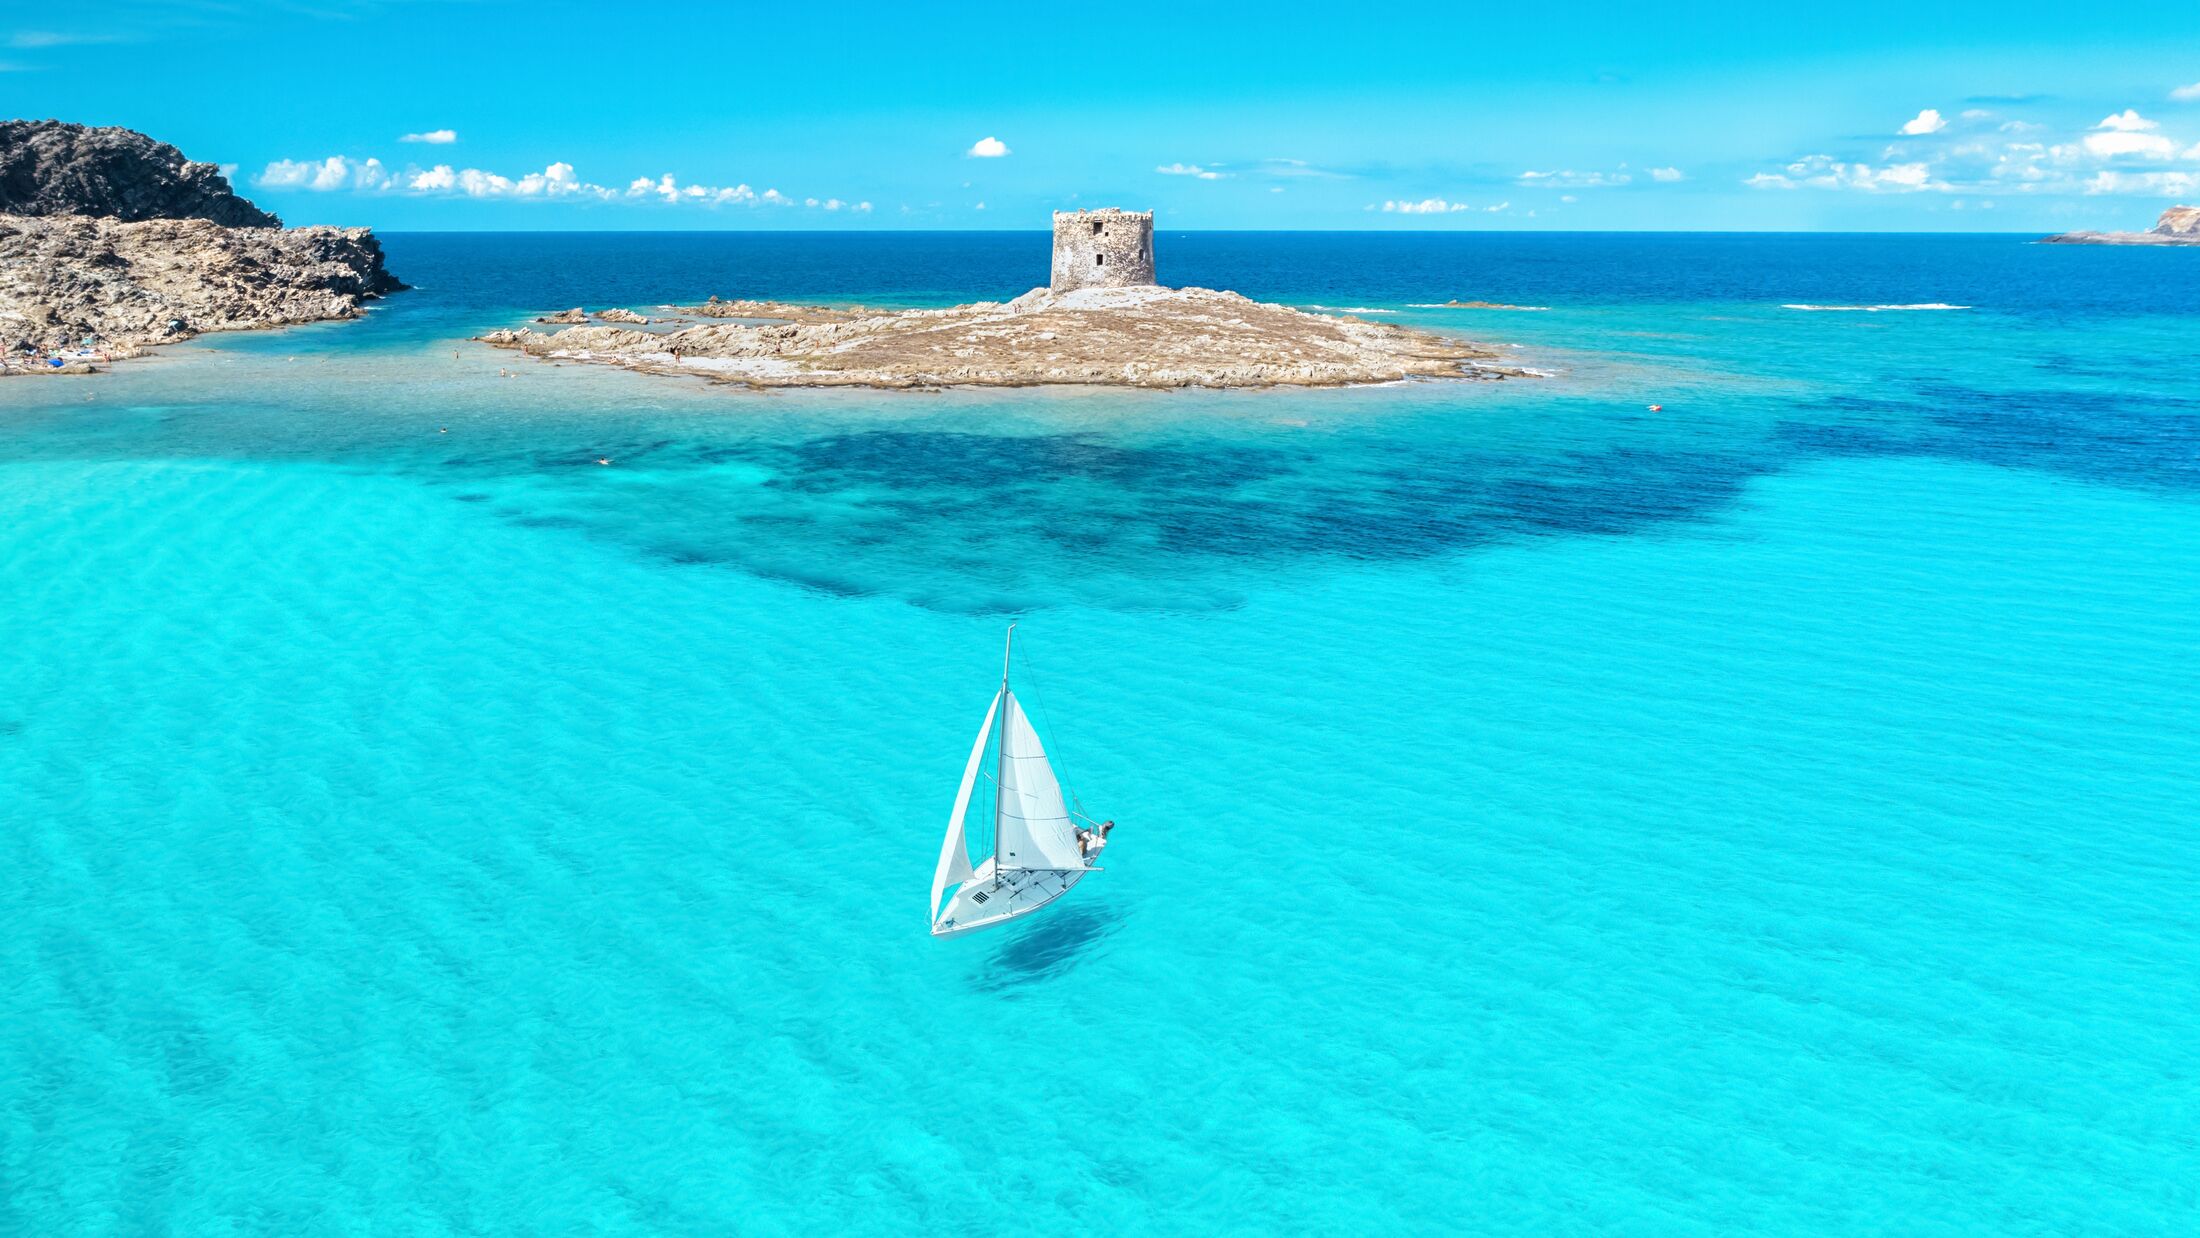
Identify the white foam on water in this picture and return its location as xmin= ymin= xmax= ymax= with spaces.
xmin=1781 ymin=303 xmax=1972 ymax=312
xmin=1406 ymin=303 xmax=1551 ymax=311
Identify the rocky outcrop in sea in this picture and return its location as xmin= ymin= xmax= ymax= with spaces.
xmin=0 ymin=119 xmax=404 ymax=370
xmin=2041 ymin=205 xmax=2200 ymax=246
xmin=480 ymin=284 xmax=1531 ymax=390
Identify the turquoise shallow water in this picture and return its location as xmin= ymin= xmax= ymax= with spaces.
xmin=3 ymin=234 xmax=2198 ymax=1232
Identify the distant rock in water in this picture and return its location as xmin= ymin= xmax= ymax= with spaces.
xmin=0 ymin=119 xmax=280 ymax=227
xmin=2041 ymin=205 xmax=2200 ymax=246
xmin=0 ymin=119 xmax=403 ymax=368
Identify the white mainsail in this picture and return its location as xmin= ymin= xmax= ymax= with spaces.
xmin=931 ymin=687 xmax=1001 ymax=921
xmin=994 ymin=692 xmax=1085 ymax=871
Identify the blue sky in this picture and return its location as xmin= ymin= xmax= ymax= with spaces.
xmin=10 ymin=0 xmax=2200 ymax=230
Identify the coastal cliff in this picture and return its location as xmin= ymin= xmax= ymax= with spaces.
xmin=2041 ymin=205 xmax=2200 ymax=246
xmin=0 ymin=120 xmax=403 ymax=370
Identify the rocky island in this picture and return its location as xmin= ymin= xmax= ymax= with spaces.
xmin=0 ymin=120 xmax=404 ymax=373
xmin=480 ymin=208 xmax=1525 ymax=390
xmin=2041 ymin=205 xmax=2200 ymax=246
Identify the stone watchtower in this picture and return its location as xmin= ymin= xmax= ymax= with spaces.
xmin=1050 ymin=208 xmax=1156 ymax=292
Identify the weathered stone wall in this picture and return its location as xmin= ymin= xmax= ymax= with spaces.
xmin=1050 ymin=208 xmax=1155 ymax=291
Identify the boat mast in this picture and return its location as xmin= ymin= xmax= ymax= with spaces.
xmin=994 ymin=623 xmax=1014 ymax=885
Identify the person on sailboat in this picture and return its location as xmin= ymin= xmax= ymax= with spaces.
xmin=1076 ymin=820 xmax=1115 ymax=863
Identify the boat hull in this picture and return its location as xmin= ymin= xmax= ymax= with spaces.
xmin=931 ymin=858 xmax=1089 ymax=937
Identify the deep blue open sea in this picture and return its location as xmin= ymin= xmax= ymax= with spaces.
xmin=4 ymin=232 xmax=2197 ymax=1233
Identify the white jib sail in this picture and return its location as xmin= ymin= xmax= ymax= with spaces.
xmin=932 ymin=687 xmax=1001 ymax=921
xmin=994 ymin=691 xmax=1086 ymax=872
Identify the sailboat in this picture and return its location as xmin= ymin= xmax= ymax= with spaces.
xmin=930 ymin=626 xmax=1103 ymax=938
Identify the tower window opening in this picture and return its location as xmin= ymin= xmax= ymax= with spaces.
xmin=1092 ymin=220 xmax=1103 ymax=235
xmin=1096 ymin=254 xmax=1105 ymax=265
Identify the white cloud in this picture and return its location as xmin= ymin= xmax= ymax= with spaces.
xmin=511 ymin=162 xmax=583 ymax=196
xmin=1380 ymin=198 xmax=1472 ymax=214
xmin=2173 ymin=81 xmax=2200 ymax=102
xmin=2079 ymin=110 xmax=2178 ymax=158
xmin=304 ymin=157 xmax=351 ymax=191
xmin=2085 ymin=170 xmax=2200 ymax=196
xmin=1518 ymin=169 xmax=1632 ymax=188
xmin=1899 ymin=109 xmax=1947 ymax=136
xmin=2095 ymin=109 xmax=2159 ymax=132
xmin=456 ymin=168 xmax=516 ymax=197
xmin=1156 ymin=162 xmax=1226 ymax=179
xmin=1747 ymin=127 xmax=2187 ymax=194
xmin=255 ymin=156 xmax=354 ymax=191
xmin=401 ymin=129 xmax=457 ymax=145
xmin=254 ymin=159 xmax=315 ymax=189
xmin=1260 ymin=157 xmax=1348 ymax=180
xmin=1648 ymin=166 xmax=1685 ymax=182
xmin=1744 ymin=155 xmax=1947 ymax=192
xmin=966 ymin=136 xmax=1010 ymax=158
xmin=2085 ymin=130 xmax=2177 ymax=159
xmin=2082 ymin=112 xmax=2177 ymax=160
xmin=261 ymin=154 xmax=852 ymax=209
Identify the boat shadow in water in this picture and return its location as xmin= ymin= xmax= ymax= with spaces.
xmin=969 ymin=904 xmax=1121 ymax=994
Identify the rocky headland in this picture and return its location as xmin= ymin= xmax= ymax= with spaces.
xmin=0 ymin=120 xmax=403 ymax=372
xmin=480 ymin=285 xmax=1527 ymax=390
xmin=2041 ymin=205 xmax=2200 ymax=246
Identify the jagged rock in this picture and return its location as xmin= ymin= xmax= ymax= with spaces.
xmin=673 ymin=297 xmax=861 ymax=322
xmin=0 ymin=119 xmax=404 ymax=370
xmin=0 ymin=214 xmax=404 ymax=354
xmin=2041 ymin=205 xmax=2200 ymax=246
xmin=535 ymin=307 xmax=588 ymax=323
xmin=482 ymin=284 xmax=1532 ymax=389
xmin=0 ymin=119 xmax=280 ymax=227
xmin=594 ymin=307 xmax=650 ymax=324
